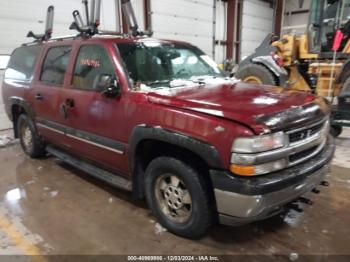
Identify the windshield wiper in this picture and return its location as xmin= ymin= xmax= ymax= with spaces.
xmin=146 ymin=79 xmax=173 ymax=87
xmin=147 ymin=79 xmax=189 ymax=88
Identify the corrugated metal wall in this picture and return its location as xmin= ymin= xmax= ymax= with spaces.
xmin=240 ymin=0 xmax=274 ymax=60
xmin=150 ymin=0 xmax=215 ymax=58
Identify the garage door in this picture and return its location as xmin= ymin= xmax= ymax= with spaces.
xmin=241 ymin=0 xmax=274 ymax=60
xmin=0 ymin=0 xmax=118 ymax=55
xmin=150 ymin=0 xmax=215 ymax=57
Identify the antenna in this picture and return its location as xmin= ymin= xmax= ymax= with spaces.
xmin=27 ymin=5 xmax=55 ymax=41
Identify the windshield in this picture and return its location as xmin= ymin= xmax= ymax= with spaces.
xmin=117 ymin=42 xmax=224 ymax=88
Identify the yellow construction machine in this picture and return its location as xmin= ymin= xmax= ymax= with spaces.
xmin=235 ymin=0 xmax=350 ymax=136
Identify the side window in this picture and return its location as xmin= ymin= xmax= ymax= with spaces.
xmin=40 ymin=46 xmax=72 ymax=86
xmin=4 ymin=46 xmax=41 ymax=82
xmin=73 ymin=45 xmax=115 ymax=91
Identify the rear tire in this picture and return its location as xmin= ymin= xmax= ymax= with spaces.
xmin=17 ymin=114 xmax=46 ymax=158
xmin=144 ymin=157 xmax=213 ymax=239
xmin=235 ymin=64 xmax=276 ymax=86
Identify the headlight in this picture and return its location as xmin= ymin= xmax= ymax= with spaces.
xmin=232 ymin=132 xmax=286 ymax=153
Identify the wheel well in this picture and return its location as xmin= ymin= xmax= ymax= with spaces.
xmin=11 ymin=105 xmax=26 ymax=138
xmin=133 ymin=139 xmax=214 ymax=200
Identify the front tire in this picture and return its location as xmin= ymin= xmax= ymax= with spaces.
xmin=235 ymin=63 xmax=276 ymax=85
xmin=330 ymin=125 xmax=343 ymax=137
xmin=145 ymin=157 xmax=213 ymax=238
xmin=17 ymin=114 xmax=46 ymax=158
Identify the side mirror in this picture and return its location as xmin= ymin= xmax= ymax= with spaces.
xmin=94 ymin=74 xmax=121 ymax=98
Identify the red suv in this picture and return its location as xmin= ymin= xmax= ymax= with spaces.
xmin=2 ymin=35 xmax=335 ymax=238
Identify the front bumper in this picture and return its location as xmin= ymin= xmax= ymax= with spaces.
xmin=210 ymin=135 xmax=335 ymax=226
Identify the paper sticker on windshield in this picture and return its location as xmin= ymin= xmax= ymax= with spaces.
xmin=81 ymin=59 xmax=101 ymax=68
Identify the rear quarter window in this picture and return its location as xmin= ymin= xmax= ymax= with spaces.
xmin=4 ymin=45 xmax=41 ymax=82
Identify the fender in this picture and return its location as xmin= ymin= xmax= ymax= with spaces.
xmin=8 ymin=96 xmax=36 ymax=137
xmin=336 ymin=59 xmax=350 ymax=84
xmin=252 ymin=56 xmax=289 ymax=87
xmin=129 ymin=126 xmax=224 ymax=171
xmin=8 ymin=96 xmax=35 ymax=120
xmin=129 ymin=126 xmax=224 ymax=199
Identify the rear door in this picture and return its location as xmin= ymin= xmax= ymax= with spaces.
xmin=32 ymin=45 xmax=73 ymax=147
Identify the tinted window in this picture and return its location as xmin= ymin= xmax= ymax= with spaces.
xmin=40 ymin=46 xmax=72 ymax=86
xmin=73 ymin=45 xmax=115 ymax=91
xmin=5 ymin=46 xmax=41 ymax=81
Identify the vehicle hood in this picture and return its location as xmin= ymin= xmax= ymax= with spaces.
xmin=146 ymin=81 xmax=330 ymax=134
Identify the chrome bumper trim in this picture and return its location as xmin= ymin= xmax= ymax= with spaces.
xmin=215 ymin=164 xmax=329 ymax=221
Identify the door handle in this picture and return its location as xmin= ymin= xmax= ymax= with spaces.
xmin=65 ymin=98 xmax=75 ymax=108
xmin=35 ymin=94 xmax=43 ymax=101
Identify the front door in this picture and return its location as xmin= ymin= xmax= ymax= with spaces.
xmin=61 ymin=43 xmax=128 ymax=174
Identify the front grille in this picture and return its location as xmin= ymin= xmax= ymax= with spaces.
xmin=289 ymin=122 xmax=324 ymax=143
xmin=289 ymin=146 xmax=318 ymax=163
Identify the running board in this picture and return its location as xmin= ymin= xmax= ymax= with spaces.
xmin=46 ymin=145 xmax=132 ymax=191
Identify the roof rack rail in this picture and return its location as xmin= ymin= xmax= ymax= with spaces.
xmin=49 ymin=35 xmax=79 ymax=41
xmin=22 ymin=35 xmax=78 ymax=47
xmin=27 ymin=6 xmax=54 ymax=42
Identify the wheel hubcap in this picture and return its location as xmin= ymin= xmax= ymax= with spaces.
xmin=22 ymin=125 xmax=33 ymax=151
xmin=155 ymin=174 xmax=192 ymax=223
xmin=243 ymin=76 xmax=263 ymax=84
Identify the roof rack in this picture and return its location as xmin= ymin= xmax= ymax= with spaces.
xmin=23 ymin=0 xmax=153 ymax=46
xmin=69 ymin=0 xmax=101 ymax=36
xmin=27 ymin=6 xmax=54 ymax=42
xmin=69 ymin=0 xmax=152 ymax=38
